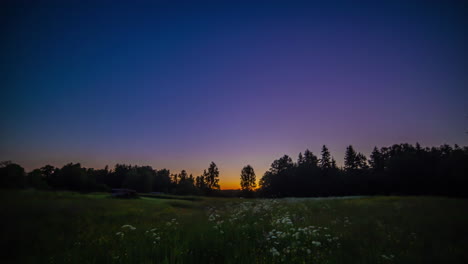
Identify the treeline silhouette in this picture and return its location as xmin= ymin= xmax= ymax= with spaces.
xmin=0 ymin=161 xmax=222 ymax=196
xmin=258 ymin=144 xmax=468 ymax=197
xmin=1 ymin=143 xmax=467 ymax=197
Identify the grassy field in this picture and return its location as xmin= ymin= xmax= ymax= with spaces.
xmin=1 ymin=190 xmax=467 ymax=263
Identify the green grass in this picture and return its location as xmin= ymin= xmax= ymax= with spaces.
xmin=1 ymin=190 xmax=467 ymax=263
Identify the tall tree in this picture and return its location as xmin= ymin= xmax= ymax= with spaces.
xmin=153 ymin=169 xmax=171 ymax=193
xmin=179 ymin=170 xmax=188 ymax=183
xmin=171 ymin=173 xmax=179 ymax=185
xmin=27 ymin=169 xmax=49 ymax=189
xmin=344 ymin=145 xmax=358 ymax=170
xmin=303 ymin=149 xmax=319 ymax=166
xmin=356 ymin=153 xmax=369 ymax=169
xmin=320 ymin=145 xmax=331 ymax=169
xmin=204 ymin=162 xmax=220 ymax=191
xmin=345 ymin=145 xmax=368 ymax=170
xmin=195 ymin=173 xmax=206 ymax=190
xmin=297 ymin=152 xmax=305 ymax=165
xmin=57 ymin=163 xmax=89 ymax=191
xmin=0 ymin=162 xmax=26 ymax=189
xmin=240 ymin=165 xmax=256 ymax=193
xmin=270 ymin=155 xmax=294 ymax=174
xmin=40 ymin=165 xmax=56 ymax=185
xmin=369 ymin=147 xmax=385 ymax=172
xmin=331 ymin=157 xmax=338 ymax=169
xmin=174 ymin=170 xmax=197 ymax=195
xmin=111 ymin=164 xmax=131 ymax=188
xmin=258 ymin=155 xmax=295 ymax=197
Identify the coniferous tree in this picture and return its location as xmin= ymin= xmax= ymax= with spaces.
xmin=356 ymin=153 xmax=369 ymax=169
xmin=303 ymin=149 xmax=319 ymax=166
xmin=331 ymin=157 xmax=338 ymax=169
xmin=320 ymin=145 xmax=331 ymax=169
xmin=370 ymin=147 xmax=385 ymax=172
xmin=344 ymin=145 xmax=358 ymax=171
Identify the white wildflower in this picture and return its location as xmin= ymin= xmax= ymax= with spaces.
xmin=121 ymin=224 xmax=136 ymax=230
xmin=270 ymin=247 xmax=280 ymax=257
xmin=312 ymin=241 xmax=321 ymax=246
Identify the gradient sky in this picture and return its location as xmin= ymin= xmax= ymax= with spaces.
xmin=1 ymin=0 xmax=467 ymax=189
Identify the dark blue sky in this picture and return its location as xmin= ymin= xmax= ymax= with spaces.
xmin=2 ymin=0 xmax=467 ymax=188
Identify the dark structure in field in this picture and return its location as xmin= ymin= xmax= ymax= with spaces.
xmin=111 ymin=189 xmax=138 ymax=199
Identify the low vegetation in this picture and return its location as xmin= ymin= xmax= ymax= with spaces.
xmin=1 ymin=190 xmax=467 ymax=263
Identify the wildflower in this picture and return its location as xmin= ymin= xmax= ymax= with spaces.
xmin=121 ymin=224 xmax=136 ymax=230
xmin=381 ymin=254 xmax=394 ymax=260
xmin=312 ymin=241 xmax=321 ymax=246
xmin=294 ymin=232 xmax=300 ymax=239
xmin=270 ymin=247 xmax=280 ymax=257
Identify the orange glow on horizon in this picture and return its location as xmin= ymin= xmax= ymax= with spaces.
xmin=217 ymin=168 xmax=262 ymax=190
xmin=220 ymin=182 xmax=240 ymax=190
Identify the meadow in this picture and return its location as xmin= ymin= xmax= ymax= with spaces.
xmin=1 ymin=190 xmax=467 ymax=264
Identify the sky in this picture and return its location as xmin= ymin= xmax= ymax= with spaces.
xmin=1 ymin=0 xmax=467 ymax=189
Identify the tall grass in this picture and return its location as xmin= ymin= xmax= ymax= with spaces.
xmin=1 ymin=190 xmax=467 ymax=263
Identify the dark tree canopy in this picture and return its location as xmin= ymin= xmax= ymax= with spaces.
xmin=204 ymin=162 xmax=220 ymax=191
xmin=240 ymin=165 xmax=256 ymax=194
xmin=320 ymin=145 xmax=331 ymax=169
xmin=259 ymin=143 xmax=468 ymax=198
xmin=0 ymin=162 xmax=26 ymax=189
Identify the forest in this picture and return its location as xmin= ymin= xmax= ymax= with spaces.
xmin=1 ymin=143 xmax=467 ymax=198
